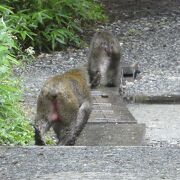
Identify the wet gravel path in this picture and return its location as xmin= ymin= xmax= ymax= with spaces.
xmin=116 ymin=15 xmax=180 ymax=97
xmin=1 ymin=146 xmax=180 ymax=179
xmin=102 ymin=0 xmax=180 ymax=98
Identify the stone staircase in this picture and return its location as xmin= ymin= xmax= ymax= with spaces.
xmin=76 ymin=87 xmax=145 ymax=146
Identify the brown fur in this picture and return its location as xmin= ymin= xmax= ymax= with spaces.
xmin=88 ymin=30 xmax=121 ymax=87
xmin=34 ymin=68 xmax=92 ymax=145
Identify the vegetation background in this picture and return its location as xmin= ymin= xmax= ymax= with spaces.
xmin=0 ymin=0 xmax=106 ymax=145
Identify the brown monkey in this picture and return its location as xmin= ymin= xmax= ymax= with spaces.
xmin=34 ymin=68 xmax=92 ymax=146
xmin=88 ymin=30 xmax=121 ymax=88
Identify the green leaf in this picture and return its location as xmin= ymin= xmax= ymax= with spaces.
xmin=0 ymin=5 xmax=13 ymax=15
xmin=20 ymin=31 xmax=27 ymax=40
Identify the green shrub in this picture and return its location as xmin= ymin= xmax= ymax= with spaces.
xmin=1 ymin=0 xmax=106 ymax=52
xmin=0 ymin=18 xmax=33 ymax=145
xmin=0 ymin=0 xmax=106 ymax=145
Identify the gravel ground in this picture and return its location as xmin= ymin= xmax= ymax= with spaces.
xmin=1 ymin=146 xmax=180 ymax=179
xmin=101 ymin=0 xmax=180 ymax=98
xmin=17 ymin=0 xmax=180 ymax=102
xmin=116 ymin=15 xmax=180 ymax=97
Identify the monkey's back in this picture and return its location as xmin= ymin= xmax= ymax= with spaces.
xmin=38 ymin=69 xmax=91 ymax=124
xmin=90 ymin=30 xmax=121 ymax=56
xmin=88 ymin=30 xmax=121 ymax=87
xmin=43 ymin=69 xmax=90 ymax=99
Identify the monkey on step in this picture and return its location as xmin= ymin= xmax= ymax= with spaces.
xmin=88 ymin=30 xmax=121 ymax=88
xmin=34 ymin=68 xmax=92 ymax=146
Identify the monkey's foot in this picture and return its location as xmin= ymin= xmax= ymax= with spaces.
xmin=59 ymin=137 xmax=76 ymax=146
xmin=106 ymin=83 xmax=116 ymax=87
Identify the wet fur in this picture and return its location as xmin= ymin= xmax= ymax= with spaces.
xmin=34 ymin=69 xmax=92 ymax=145
xmin=88 ymin=30 xmax=121 ymax=87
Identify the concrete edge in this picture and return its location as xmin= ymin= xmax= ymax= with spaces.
xmin=87 ymin=121 xmax=137 ymax=124
xmin=123 ymin=95 xmax=180 ymax=104
xmin=0 ymin=145 xmax=180 ymax=149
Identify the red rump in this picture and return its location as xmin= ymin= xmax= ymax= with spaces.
xmin=48 ymin=99 xmax=61 ymax=121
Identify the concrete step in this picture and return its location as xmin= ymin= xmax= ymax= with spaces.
xmin=90 ymin=88 xmax=137 ymax=124
xmin=1 ymin=146 xmax=180 ymax=180
xmin=76 ymin=123 xmax=146 ymax=146
xmin=75 ymin=87 xmax=145 ymax=146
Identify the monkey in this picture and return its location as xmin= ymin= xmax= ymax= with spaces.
xmin=119 ymin=62 xmax=141 ymax=95
xmin=132 ymin=62 xmax=141 ymax=79
xmin=87 ymin=30 xmax=121 ymax=88
xmin=121 ymin=62 xmax=141 ymax=79
xmin=34 ymin=68 xmax=92 ymax=146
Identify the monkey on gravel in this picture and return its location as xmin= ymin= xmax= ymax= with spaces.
xmin=34 ymin=68 xmax=92 ymax=146
xmin=88 ymin=30 xmax=121 ymax=88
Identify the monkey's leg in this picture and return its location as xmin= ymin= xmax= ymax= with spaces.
xmin=90 ymin=71 xmax=101 ymax=88
xmin=61 ymin=101 xmax=92 ymax=145
xmin=34 ymin=120 xmax=52 ymax=145
xmin=106 ymin=70 xmax=117 ymax=87
xmin=52 ymin=122 xmax=66 ymax=144
xmin=106 ymin=63 xmax=119 ymax=87
xmin=34 ymin=124 xmax=45 ymax=145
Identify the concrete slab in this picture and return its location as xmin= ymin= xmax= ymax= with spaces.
xmin=77 ymin=87 xmax=145 ymax=146
xmin=1 ymin=146 xmax=180 ymax=180
xmin=76 ymin=123 xmax=146 ymax=146
xmin=128 ymin=104 xmax=180 ymax=146
xmin=132 ymin=95 xmax=180 ymax=104
xmin=90 ymin=87 xmax=137 ymax=123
